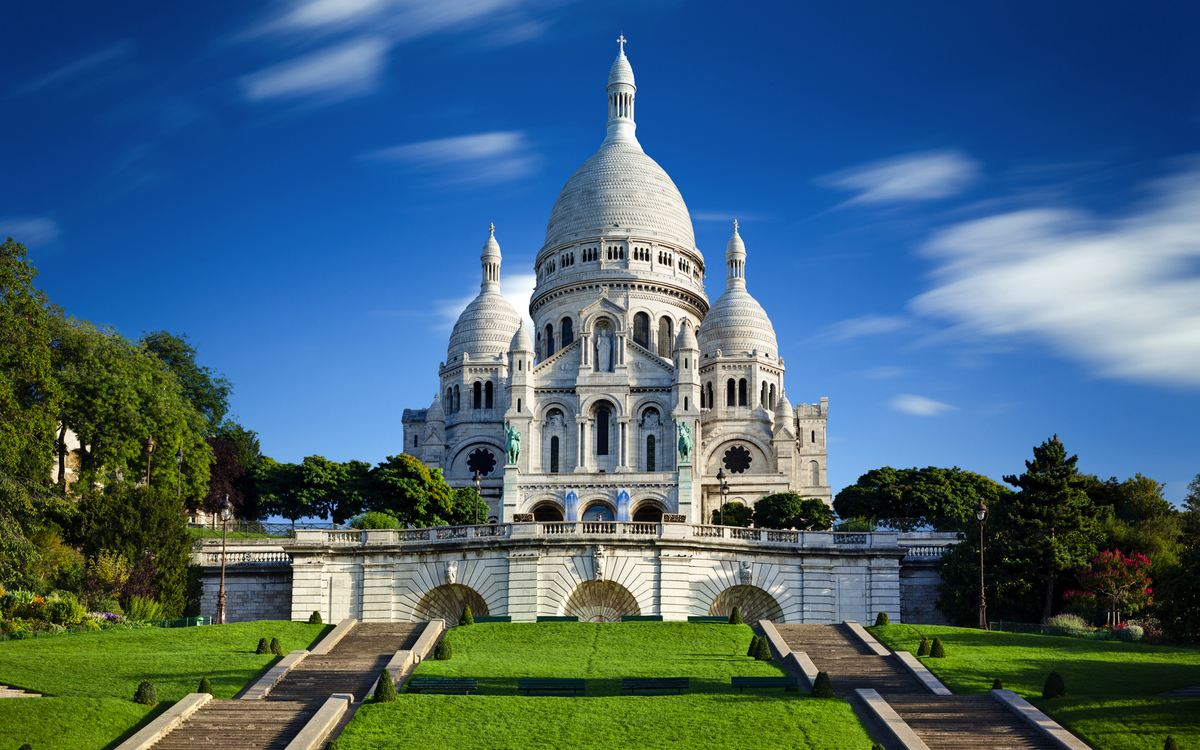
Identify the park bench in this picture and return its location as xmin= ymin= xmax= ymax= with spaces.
xmin=622 ymin=677 xmax=689 ymax=695
xmin=620 ymin=615 xmax=664 ymax=622
xmin=407 ymin=677 xmax=479 ymax=695
xmin=731 ymin=676 xmax=800 ymax=693
xmin=687 ymin=616 xmax=728 ymax=623
xmin=536 ymin=616 xmax=580 ymax=622
xmin=472 ymin=616 xmax=511 ymax=623
xmin=517 ymin=678 xmax=586 ymax=696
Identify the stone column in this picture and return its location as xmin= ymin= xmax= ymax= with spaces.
xmin=800 ymin=556 xmax=835 ymax=623
xmin=617 ymin=418 xmax=630 ymax=472
xmin=290 ymin=555 xmax=328 ymax=622
xmin=506 ymin=551 xmax=542 ymax=622
xmin=658 ymin=551 xmax=694 ymax=620
xmin=676 ymin=461 xmax=695 ymax=522
xmin=575 ymin=418 xmax=590 ymax=472
xmin=360 ymin=559 xmax=396 ymax=623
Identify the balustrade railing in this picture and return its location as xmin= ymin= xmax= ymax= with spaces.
xmin=542 ymin=523 xmax=576 ymax=535
xmin=624 ymin=523 xmax=658 ymax=535
xmin=583 ymin=522 xmax=616 ymax=534
xmin=691 ymin=525 xmax=722 ymax=538
xmin=833 ymin=533 xmax=868 ymax=545
xmin=435 ymin=526 xmax=469 ymax=540
xmin=902 ymin=544 xmax=950 ymax=557
xmin=729 ymin=528 xmax=761 ymax=541
xmin=765 ymin=530 xmax=799 ymax=543
xmin=399 ymin=529 xmax=431 ymax=541
xmin=327 ymin=531 xmax=362 ymax=543
xmin=205 ymin=551 xmax=291 ymax=565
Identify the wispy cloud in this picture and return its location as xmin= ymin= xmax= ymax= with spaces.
xmin=691 ymin=211 xmax=772 ymax=223
xmin=437 ymin=272 xmax=536 ymax=334
xmin=0 ymin=218 xmax=61 ymax=246
xmin=820 ymin=149 xmax=980 ymax=205
xmin=910 ymin=159 xmax=1200 ymax=388
xmin=362 ymin=131 xmax=538 ymax=186
xmin=828 ymin=314 xmax=909 ymax=341
xmin=889 ymin=394 xmax=956 ymax=416
xmin=12 ymin=41 xmax=133 ymax=96
xmin=239 ymin=37 xmax=388 ymax=101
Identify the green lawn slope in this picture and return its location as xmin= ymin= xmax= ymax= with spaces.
xmin=0 ymin=621 xmax=329 ymax=750
xmin=338 ymin=622 xmax=877 ymax=750
xmin=869 ymin=623 xmax=1200 ymax=750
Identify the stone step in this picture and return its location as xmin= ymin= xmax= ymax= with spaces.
xmin=150 ymin=701 xmax=315 ymax=750
xmin=884 ymin=696 xmax=1062 ymax=750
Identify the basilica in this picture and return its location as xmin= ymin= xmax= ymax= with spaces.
xmin=402 ymin=40 xmax=830 ymax=527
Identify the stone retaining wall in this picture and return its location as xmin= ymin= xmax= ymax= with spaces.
xmin=200 ymin=565 xmax=293 ymax=623
xmin=899 ymin=561 xmax=948 ymax=625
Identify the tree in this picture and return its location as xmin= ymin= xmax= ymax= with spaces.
xmin=139 ymin=331 xmax=232 ymax=431
xmin=203 ymin=423 xmax=262 ymax=518
xmin=1086 ymin=474 xmax=1181 ymax=574
xmin=834 ymin=466 xmax=1011 ymax=530
xmin=251 ymin=457 xmax=307 ymax=526
xmin=295 ymin=456 xmax=371 ymax=525
xmin=711 ymin=502 xmax=753 ymax=527
xmin=752 ymin=493 xmax=833 ymax=530
xmin=1075 ymin=549 xmax=1152 ymax=625
xmin=0 ymin=238 xmax=61 ymax=482
xmin=366 ymin=454 xmax=456 ymax=526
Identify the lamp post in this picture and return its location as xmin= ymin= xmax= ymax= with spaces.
xmin=145 ymin=437 xmax=156 ymax=488
xmin=175 ymin=447 xmax=183 ymax=502
xmin=975 ymin=500 xmax=988 ymax=630
xmin=216 ymin=495 xmax=233 ymax=625
xmin=473 ymin=471 xmax=482 ymax=526
xmin=716 ymin=468 xmax=729 ymax=526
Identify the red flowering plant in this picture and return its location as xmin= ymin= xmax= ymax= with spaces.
xmin=1075 ymin=549 xmax=1152 ymax=626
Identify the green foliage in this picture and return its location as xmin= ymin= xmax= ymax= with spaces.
xmin=930 ymin=637 xmax=946 ymax=658
xmin=138 ymin=331 xmax=232 ymax=431
xmin=1086 ymin=474 xmax=1181 ymax=576
xmin=434 ymin=640 xmax=452 ymax=660
xmin=747 ymin=635 xmax=761 ymax=657
xmin=992 ymin=677 xmax=1003 ymax=690
xmin=133 ymin=680 xmax=158 ymax=706
xmin=833 ymin=466 xmax=1011 ymax=531
xmin=1164 ymin=736 xmax=1178 ymax=750
xmin=459 ymin=605 xmax=473 ymax=626
xmin=373 ymin=668 xmax=397 ymax=703
xmin=366 ymin=454 xmax=456 ymax=527
xmin=874 ymin=612 xmax=890 ymax=627
xmin=124 ymin=597 xmax=164 ymax=623
xmin=256 ymin=638 xmax=270 ymax=654
xmin=270 ymin=637 xmax=283 ymax=656
xmin=751 ymin=493 xmax=833 ymax=531
xmin=811 ymin=671 xmax=835 ymax=698
xmin=1042 ymin=670 xmax=1066 ymax=699
xmin=326 ymin=741 xmax=341 ymax=750
xmin=198 ymin=676 xmax=212 ymax=695
xmin=348 ymin=511 xmax=401 ymax=530
xmin=836 ymin=517 xmax=877 ymax=532
xmin=308 ymin=611 xmax=322 ymax=625
xmin=872 ymin=745 xmax=884 ymax=750
xmin=1156 ymin=541 xmax=1200 ymax=643
xmin=917 ymin=638 xmax=931 ymax=656
xmin=728 ymin=606 xmax=743 ymax=625
xmin=753 ymin=636 xmax=772 ymax=661
xmin=45 ymin=596 xmax=85 ymax=626
xmin=711 ymin=502 xmax=753 ymax=527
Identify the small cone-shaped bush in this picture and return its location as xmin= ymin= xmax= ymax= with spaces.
xmin=374 ymin=668 xmax=397 ymax=703
xmin=811 ymin=671 xmax=835 ymax=698
xmin=874 ymin=612 xmax=890 ymax=627
xmin=308 ymin=611 xmax=322 ymax=625
xmin=1164 ymin=736 xmax=1179 ymax=750
xmin=917 ymin=638 xmax=931 ymax=656
xmin=930 ymin=637 xmax=946 ymax=658
xmin=256 ymin=638 xmax=270 ymax=655
xmin=459 ymin=605 xmax=474 ymax=626
xmin=134 ymin=680 xmax=158 ymax=706
xmin=198 ymin=676 xmax=213 ymax=695
xmin=747 ymin=635 xmax=762 ymax=657
xmin=270 ymin=637 xmax=284 ymax=656
xmin=434 ymin=640 xmax=453 ymax=661
xmin=326 ymin=741 xmax=341 ymax=750
xmin=754 ymin=636 xmax=772 ymax=661
xmin=19 ymin=744 xmax=32 ymax=750
xmin=728 ymin=606 xmax=743 ymax=625
xmin=1043 ymin=671 xmax=1067 ymax=699
xmin=872 ymin=745 xmax=885 ymax=750
xmin=992 ymin=678 xmax=1003 ymax=690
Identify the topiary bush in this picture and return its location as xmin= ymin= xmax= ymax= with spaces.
xmin=460 ymin=605 xmax=474 ymax=626
xmin=256 ymin=638 xmax=270 ymax=655
xmin=1117 ymin=624 xmax=1144 ymax=642
xmin=747 ymin=635 xmax=762 ymax=657
xmin=992 ymin=678 xmax=1003 ymax=690
xmin=134 ymin=680 xmax=158 ymax=706
xmin=326 ymin=741 xmax=341 ymax=750
xmin=753 ymin=636 xmax=772 ymax=661
xmin=874 ymin=612 xmax=890 ymax=627
xmin=270 ymin=637 xmax=284 ymax=656
xmin=19 ymin=744 xmax=32 ymax=750
xmin=308 ymin=611 xmax=322 ymax=625
xmin=1164 ymin=736 xmax=1178 ymax=750
xmin=434 ymin=640 xmax=453 ymax=660
xmin=811 ymin=671 xmax=835 ymax=698
xmin=198 ymin=676 xmax=213 ymax=695
xmin=872 ymin=745 xmax=885 ymax=750
xmin=930 ymin=638 xmax=946 ymax=658
xmin=374 ymin=668 xmax=397 ymax=703
xmin=1043 ymin=671 xmax=1067 ymax=699
xmin=728 ymin=606 xmax=743 ymax=625
xmin=917 ymin=638 xmax=931 ymax=657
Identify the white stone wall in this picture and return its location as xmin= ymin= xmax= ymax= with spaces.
xmin=200 ymin=566 xmax=293 ymax=623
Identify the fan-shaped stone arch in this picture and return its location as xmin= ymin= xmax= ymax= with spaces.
xmin=411 ymin=584 xmax=489 ymax=623
xmin=560 ymin=580 xmax=641 ymax=622
xmin=708 ymin=585 xmax=784 ymax=624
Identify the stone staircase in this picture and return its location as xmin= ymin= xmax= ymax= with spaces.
xmin=149 ymin=701 xmax=314 ymax=750
xmin=775 ymin=624 xmax=1066 ymax=750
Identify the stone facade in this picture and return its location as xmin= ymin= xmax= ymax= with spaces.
xmin=199 ymin=564 xmax=293 ymax=624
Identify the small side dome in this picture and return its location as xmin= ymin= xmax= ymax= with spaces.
xmin=426 ymin=392 xmax=445 ymax=423
xmin=675 ymin=319 xmax=698 ymax=350
xmin=608 ymin=50 xmax=635 ymax=88
xmin=697 ymin=222 xmax=778 ymax=358
xmin=510 ymin=323 xmax=533 ymax=352
xmin=774 ymin=389 xmax=794 ymax=422
xmin=447 ymin=226 xmax=523 ymax=362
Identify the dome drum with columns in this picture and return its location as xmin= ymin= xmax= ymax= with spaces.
xmin=401 ymin=40 xmax=830 ymax=524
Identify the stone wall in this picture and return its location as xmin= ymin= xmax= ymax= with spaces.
xmin=899 ymin=561 xmax=948 ymax=625
xmin=199 ymin=565 xmax=293 ymax=623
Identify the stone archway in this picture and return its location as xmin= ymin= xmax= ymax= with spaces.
xmin=561 ymin=580 xmax=641 ymax=622
xmin=708 ymin=585 xmax=784 ymax=624
xmin=412 ymin=584 xmax=489 ymax=623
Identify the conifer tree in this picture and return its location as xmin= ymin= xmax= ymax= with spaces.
xmin=270 ymin=637 xmax=283 ymax=656
xmin=747 ymin=635 xmax=761 ymax=657
xmin=374 ymin=668 xmax=397 ymax=703
xmin=917 ymin=638 xmax=931 ymax=656
xmin=460 ymin=605 xmax=473 ymax=626
xmin=728 ymin=606 xmax=743 ymax=625
xmin=811 ymin=671 xmax=835 ymax=698
xmin=198 ymin=676 xmax=213 ymax=695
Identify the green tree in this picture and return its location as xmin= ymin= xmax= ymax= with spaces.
xmin=295 ymin=455 xmax=371 ymax=525
xmin=139 ymin=331 xmax=232 ymax=431
xmin=251 ymin=457 xmax=307 ymax=526
xmin=752 ymin=493 xmax=833 ymax=530
xmin=834 ymin=466 xmax=1011 ymax=530
xmin=1088 ymin=473 xmax=1181 ymax=574
xmin=366 ymin=454 xmax=456 ymax=526
xmin=204 ymin=422 xmax=262 ymax=518
xmin=0 ymin=238 xmax=61 ymax=482
xmin=711 ymin=502 xmax=753 ymax=527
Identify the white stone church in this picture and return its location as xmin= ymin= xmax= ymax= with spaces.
xmin=402 ymin=40 xmax=830 ymax=526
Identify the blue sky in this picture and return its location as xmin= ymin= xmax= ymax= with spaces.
xmin=5 ymin=0 xmax=1199 ymax=505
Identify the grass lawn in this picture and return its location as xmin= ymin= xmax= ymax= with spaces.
xmin=186 ymin=527 xmax=286 ymax=540
xmin=0 ymin=620 xmax=329 ymax=750
xmin=869 ymin=623 xmax=1200 ymax=750
xmin=337 ymin=622 xmax=878 ymax=750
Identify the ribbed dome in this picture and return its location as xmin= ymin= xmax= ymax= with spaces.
xmin=609 ymin=52 xmax=635 ymax=87
xmin=544 ymin=142 xmax=695 ymax=251
xmin=697 ymin=288 xmax=778 ymax=358
xmin=447 ymin=291 xmax=522 ymax=362
xmin=510 ymin=323 xmax=533 ymax=352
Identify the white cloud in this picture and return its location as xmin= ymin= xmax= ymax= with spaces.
xmin=691 ymin=211 xmax=772 ymax=223
xmin=437 ymin=272 xmax=536 ymax=334
xmin=889 ymin=394 xmax=956 ymax=416
xmin=911 ymin=160 xmax=1200 ymax=388
xmin=861 ymin=366 xmax=905 ymax=379
xmin=821 ymin=149 xmax=980 ymax=205
xmin=0 ymin=218 xmax=61 ymax=246
xmin=239 ymin=37 xmax=388 ymax=101
xmin=362 ymin=131 xmax=537 ymax=186
xmin=828 ymin=314 xmax=908 ymax=340
xmin=13 ymin=41 xmax=132 ymax=95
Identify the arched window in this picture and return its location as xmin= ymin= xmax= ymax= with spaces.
xmin=769 ymin=384 xmax=776 ymax=410
xmin=545 ymin=324 xmax=555 ymax=357
xmin=633 ymin=312 xmax=650 ymax=348
xmin=596 ymin=406 xmax=610 ymax=455
xmin=810 ymin=461 xmax=820 ymax=485
xmin=485 ymin=381 xmax=494 ymax=409
xmin=454 ymin=385 xmax=460 ymax=412
xmin=413 ymin=434 xmax=418 ymax=448
xmin=811 ymin=430 xmax=816 ymax=444
xmin=760 ymin=382 xmax=767 ymax=408
xmin=726 ymin=379 xmax=735 ymax=407
xmin=684 ymin=397 xmax=689 ymax=411
xmin=517 ymin=398 xmax=521 ymax=412
xmin=707 ymin=383 xmax=714 ymax=410
xmin=658 ymin=316 xmax=673 ymax=357
xmin=561 ymin=317 xmax=574 ymax=346
xmin=738 ymin=378 xmax=747 ymax=407
xmin=445 ymin=387 xmax=452 ymax=411
xmin=550 ymin=436 xmax=559 ymax=473
xmin=646 ymin=434 xmax=656 ymax=472
xmin=473 ymin=382 xmax=482 ymax=409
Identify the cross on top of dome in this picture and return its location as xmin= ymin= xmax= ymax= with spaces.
xmin=617 ymin=33 xmax=626 ymax=53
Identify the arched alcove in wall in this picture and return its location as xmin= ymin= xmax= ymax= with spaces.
xmin=532 ymin=502 xmax=565 ymax=521
xmin=708 ymin=585 xmax=784 ymax=624
xmin=561 ymin=580 xmax=641 ymax=622
xmin=411 ymin=584 xmax=489 ymax=623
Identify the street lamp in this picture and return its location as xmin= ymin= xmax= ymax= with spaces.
xmin=216 ymin=495 xmax=234 ymax=625
xmin=716 ymin=468 xmax=729 ymax=526
xmin=975 ymin=500 xmax=988 ymax=630
xmin=175 ymin=447 xmax=184 ymax=502
xmin=145 ymin=437 xmax=156 ymax=488
xmin=473 ymin=471 xmax=482 ymax=526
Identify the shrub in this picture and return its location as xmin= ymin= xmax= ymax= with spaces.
xmin=1046 ymin=612 xmax=1090 ymax=637
xmin=1115 ymin=623 xmax=1144 ymax=642
xmin=874 ymin=612 xmax=890 ymax=627
xmin=460 ymin=605 xmax=474 ymax=626
xmin=46 ymin=598 xmax=86 ymax=627
xmin=326 ymin=741 xmax=341 ymax=750
xmin=124 ymin=596 xmax=164 ymax=623
xmin=728 ymin=606 xmax=743 ymax=625
xmin=134 ymin=680 xmax=158 ymax=706
xmin=80 ymin=619 xmax=102 ymax=631
xmin=91 ymin=598 xmax=124 ymax=617
xmin=754 ymin=636 xmax=772 ymax=661
xmin=270 ymin=637 xmax=284 ymax=656
xmin=434 ymin=640 xmax=453 ymax=660
xmin=1164 ymin=736 xmax=1178 ymax=750
xmin=374 ymin=668 xmax=397 ymax=703
xmin=992 ymin=678 xmax=1003 ymax=690
xmin=308 ymin=611 xmax=322 ymax=625
xmin=19 ymin=744 xmax=32 ymax=750
xmin=1043 ymin=671 xmax=1067 ymax=699
xmin=811 ymin=671 xmax=835 ymax=698
xmin=198 ymin=676 xmax=213 ymax=695
xmin=930 ymin=638 xmax=946 ymax=658
xmin=917 ymin=638 xmax=931 ymax=657
xmin=747 ymin=635 xmax=762 ymax=657
xmin=256 ymin=638 xmax=270 ymax=655
xmin=872 ymin=745 xmax=885 ymax=750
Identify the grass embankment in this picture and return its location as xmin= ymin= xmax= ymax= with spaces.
xmin=339 ymin=622 xmax=877 ymax=750
xmin=0 ymin=620 xmax=329 ymax=750
xmin=186 ymin=527 xmax=286 ymax=540
xmin=869 ymin=623 xmax=1200 ymax=750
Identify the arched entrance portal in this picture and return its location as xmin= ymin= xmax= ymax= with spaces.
xmin=708 ymin=585 xmax=784 ymax=624
xmin=412 ymin=584 xmax=489 ymax=623
xmin=533 ymin=503 xmax=565 ymax=521
xmin=561 ymin=580 xmax=640 ymax=622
